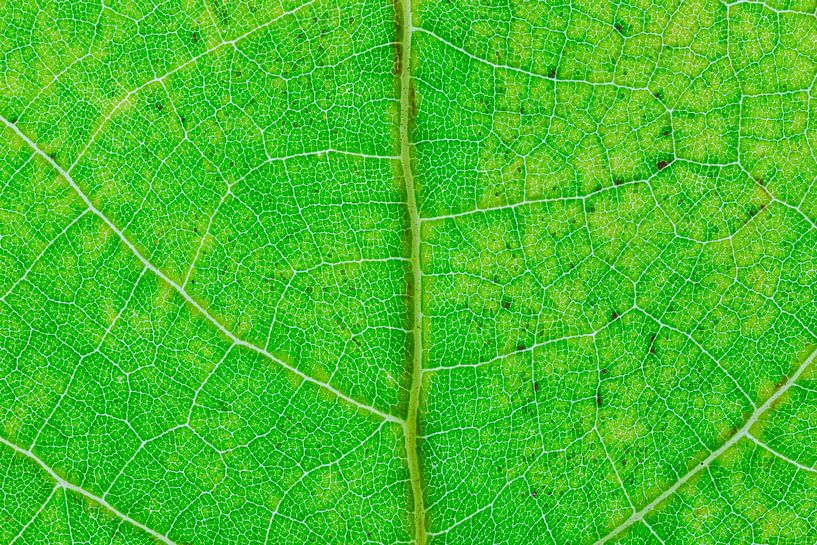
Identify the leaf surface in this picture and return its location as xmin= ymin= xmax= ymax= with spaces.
xmin=1 ymin=0 xmax=816 ymax=544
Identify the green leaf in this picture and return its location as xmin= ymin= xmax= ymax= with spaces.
xmin=1 ymin=0 xmax=816 ymax=544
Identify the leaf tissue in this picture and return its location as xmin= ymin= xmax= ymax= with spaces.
xmin=1 ymin=0 xmax=816 ymax=544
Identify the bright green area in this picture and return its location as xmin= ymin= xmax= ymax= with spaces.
xmin=0 ymin=0 xmax=816 ymax=544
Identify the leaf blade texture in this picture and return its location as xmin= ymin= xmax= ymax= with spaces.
xmin=1 ymin=0 xmax=816 ymax=544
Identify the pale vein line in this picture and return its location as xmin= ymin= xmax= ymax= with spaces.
xmin=415 ymin=25 xmax=817 ymax=233
xmin=69 ymin=0 xmax=316 ymax=172
xmin=264 ymin=148 xmax=400 ymax=162
xmin=422 ymin=331 xmax=599 ymax=373
xmin=419 ymin=179 xmax=645 ymax=223
xmin=412 ymin=26 xmax=652 ymax=94
xmin=594 ymin=344 xmax=817 ymax=544
xmin=0 ymin=114 xmax=403 ymax=426
xmin=0 ymin=435 xmax=178 ymax=545
xmin=0 ymin=209 xmax=89 ymax=302
xmin=745 ymin=432 xmax=817 ymax=474
xmin=401 ymin=1 xmax=427 ymax=543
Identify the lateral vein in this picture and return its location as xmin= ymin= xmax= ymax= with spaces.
xmin=0 ymin=435 xmax=178 ymax=545
xmin=594 ymin=344 xmax=817 ymax=544
xmin=0 ymin=114 xmax=403 ymax=427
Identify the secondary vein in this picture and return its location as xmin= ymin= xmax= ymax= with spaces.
xmin=0 ymin=114 xmax=402 ymax=427
xmin=0 ymin=435 xmax=178 ymax=545
xmin=594 ymin=344 xmax=817 ymax=544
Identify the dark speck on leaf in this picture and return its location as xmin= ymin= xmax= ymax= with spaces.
xmin=533 ymin=381 xmax=539 ymax=393
xmin=191 ymin=32 xmax=199 ymax=43
xmin=657 ymin=159 xmax=670 ymax=171
xmin=661 ymin=128 xmax=671 ymax=137
xmin=155 ymin=103 xmax=163 ymax=111
xmin=614 ymin=22 xmax=624 ymax=33
xmin=595 ymin=391 xmax=602 ymax=407
xmin=516 ymin=343 xmax=526 ymax=351
xmin=547 ymin=67 xmax=557 ymax=78
xmin=531 ymin=490 xmax=538 ymax=498
xmin=613 ymin=178 xmax=623 ymax=186
xmin=502 ymin=300 xmax=511 ymax=310
xmin=601 ymin=368 xmax=608 ymax=375
xmin=610 ymin=311 xmax=619 ymax=321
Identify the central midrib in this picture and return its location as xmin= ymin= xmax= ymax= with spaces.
xmin=398 ymin=0 xmax=426 ymax=543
